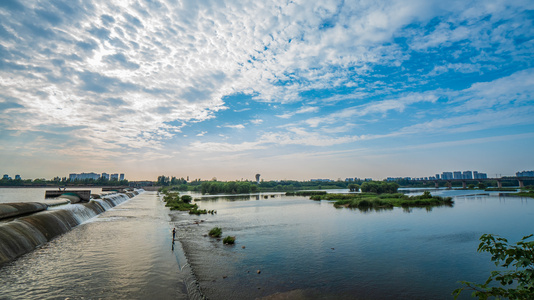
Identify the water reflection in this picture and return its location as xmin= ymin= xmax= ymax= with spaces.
xmin=173 ymin=193 xmax=534 ymax=300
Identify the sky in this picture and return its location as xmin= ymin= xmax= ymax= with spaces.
xmin=0 ymin=0 xmax=533 ymax=181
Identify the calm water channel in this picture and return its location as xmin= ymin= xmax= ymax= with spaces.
xmin=0 ymin=188 xmax=532 ymax=299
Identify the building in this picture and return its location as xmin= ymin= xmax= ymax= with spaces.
xmin=101 ymin=173 xmax=110 ymax=180
xmin=441 ymin=172 xmax=453 ymax=180
xmin=14 ymin=175 xmax=21 ymax=180
xmin=311 ymin=179 xmax=333 ymax=182
xmin=462 ymin=171 xmax=473 ymax=179
xmin=2 ymin=174 xmax=10 ymax=180
xmin=517 ymin=170 xmax=534 ymax=177
xmin=110 ymin=174 xmax=119 ymax=181
xmin=453 ymin=171 xmax=462 ymax=180
xmin=119 ymin=174 xmax=125 ymax=181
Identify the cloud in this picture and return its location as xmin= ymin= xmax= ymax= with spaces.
xmin=277 ymin=106 xmax=320 ymax=119
xmin=0 ymin=0 xmax=533 ymax=178
xmin=224 ymin=124 xmax=245 ymax=129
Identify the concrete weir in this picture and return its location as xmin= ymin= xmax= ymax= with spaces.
xmin=45 ymin=190 xmax=91 ymax=203
xmin=0 ymin=203 xmax=48 ymax=220
xmin=0 ymin=191 xmax=142 ymax=267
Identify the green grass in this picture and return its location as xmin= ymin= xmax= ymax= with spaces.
xmin=223 ymin=236 xmax=235 ymax=244
xmin=209 ymin=227 xmax=222 ymax=238
xmin=510 ymin=190 xmax=534 ymax=198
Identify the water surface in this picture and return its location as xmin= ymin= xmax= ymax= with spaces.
xmin=0 ymin=191 xmax=191 ymax=299
xmin=173 ymin=191 xmax=533 ymax=299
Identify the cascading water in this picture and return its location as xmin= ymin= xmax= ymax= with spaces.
xmin=0 ymin=190 xmax=141 ymax=267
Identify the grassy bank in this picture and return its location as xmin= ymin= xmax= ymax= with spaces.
xmin=311 ymin=191 xmax=453 ymax=211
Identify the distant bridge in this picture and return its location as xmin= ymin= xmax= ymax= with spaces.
xmin=422 ymin=177 xmax=534 ymax=189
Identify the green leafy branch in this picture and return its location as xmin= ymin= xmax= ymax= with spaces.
xmin=453 ymin=234 xmax=534 ymax=299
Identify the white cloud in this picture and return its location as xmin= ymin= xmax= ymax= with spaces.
xmin=224 ymin=124 xmax=245 ymax=129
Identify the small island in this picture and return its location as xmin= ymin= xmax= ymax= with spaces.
xmin=308 ymin=181 xmax=453 ymax=211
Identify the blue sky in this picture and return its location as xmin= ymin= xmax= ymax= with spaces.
xmin=0 ymin=0 xmax=533 ymax=181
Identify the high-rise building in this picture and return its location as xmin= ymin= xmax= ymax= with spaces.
xmin=517 ymin=170 xmax=534 ymax=177
xmin=102 ymin=173 xmax=109 ymax=180
xmin=119 ymin=174 xmax=125 ymax=181
xmin=110 ymin=174 xmax=119 ymax=181
xmin=442 ymin=172 xmax=453 ymax=180
xmin=14 ymin=175 xmax=21 ymax=180
xmin=463 ymin=171 xmax=473 ymax=179
xmin=453 ymin=171 xmax=462 ymax=179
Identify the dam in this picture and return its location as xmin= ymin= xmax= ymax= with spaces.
xmin=0 ymin=189 xmax=142 ymax=267
xmin=0 ymin=189 xmax=192 ymax=299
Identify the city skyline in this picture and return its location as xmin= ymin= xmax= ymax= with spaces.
xmin=1 ymin=1 xmax=533 ymax=181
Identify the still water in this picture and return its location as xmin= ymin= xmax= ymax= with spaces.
xmin=0 ymin=189 xmax=192 ymax=299
xmin=0 ymin=188 xmax=532 ymax=299
xmin=174 ymin=190 xmax=534 ymax=299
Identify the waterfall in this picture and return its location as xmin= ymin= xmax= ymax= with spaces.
xmin=0 ymin=191 xmax=140 ymax=267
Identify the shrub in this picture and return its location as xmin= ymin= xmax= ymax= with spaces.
xmin=209 ymin=227 xmax=222 ymax=238
xmin=223 ymin=236 xmax=235 ymax=244
xmin=181 ymin=195 xmax=193 ymax=203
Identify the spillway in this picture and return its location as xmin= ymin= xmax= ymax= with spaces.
xmin=0 ymin=191 xmax=140 ymax=267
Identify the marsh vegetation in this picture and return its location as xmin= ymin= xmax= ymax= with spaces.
xmin=311 ymin=190 xmax=453 ymax=211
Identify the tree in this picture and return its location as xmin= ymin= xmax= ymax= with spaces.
xmin=478 ymin=182 xmax=487 ymax=189
xmin=348 ymin=183 xmax=360 ymax=192
xmin=453 ymin=234 xmax=534 ymax=299
xmin=181 ymin=195 xmax=192 ymax=203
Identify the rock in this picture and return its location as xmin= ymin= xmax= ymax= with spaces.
xmin=257 ymin=270 xmax=261 ymax=274
xmin=242 ymin=245 xmax=246 ymax=249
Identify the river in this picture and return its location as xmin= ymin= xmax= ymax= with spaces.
xmin=0 ymin=188 xmax=195 ymax=299
xmin=0 ymin=188 xmax=532 ymax=299
xmin=173 ymin=189 xmax=534 ymax=299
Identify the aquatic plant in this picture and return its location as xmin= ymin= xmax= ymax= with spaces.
xmin=209 ymin=227 xmax=222 ymax=238
xmin=316 ymin=192 xmax=453 ymax=211
xmin=189 ymin=208 xmax=207 ymax=215
xmin=223 ymin=236 xmax=235 ymax=245
xmin=181 ymin=195 xmax=193 ymax=203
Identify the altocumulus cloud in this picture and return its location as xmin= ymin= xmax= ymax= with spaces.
xmin=0 ymin=0 xmax=533 ymax=176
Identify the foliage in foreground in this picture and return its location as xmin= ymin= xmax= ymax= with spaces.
xmin=311 ymin=191 xmax=453 ymax=211
xmin=453 ymin=234 xmax=534 ymax=299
